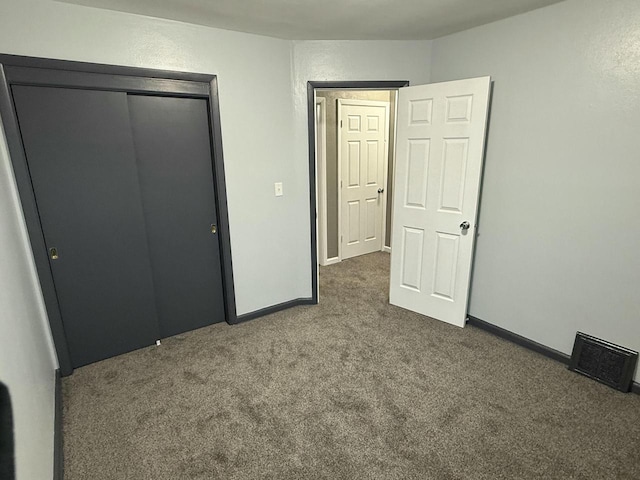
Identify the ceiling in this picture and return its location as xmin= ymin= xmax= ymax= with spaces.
xmin=56 ymin=0 xmax=565 ymax=40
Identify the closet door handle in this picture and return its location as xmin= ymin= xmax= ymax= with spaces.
xmin=210 ymin=224 xmax=217 ymax=234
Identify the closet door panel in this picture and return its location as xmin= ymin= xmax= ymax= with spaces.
xmin=12 ymin=86 xmax=160 ymax=367
xmin=128 ymin=95 xmax=225 ymax=337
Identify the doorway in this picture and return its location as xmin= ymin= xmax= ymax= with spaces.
xmin=307 ymin=81 xmax=408 ymax=302
xmin=308 ymin=78 xmax=492 ymax=329
xmin=314 ymin=87 xmax=400 ymax=266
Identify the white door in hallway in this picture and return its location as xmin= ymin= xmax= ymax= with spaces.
xmin=390 ymin=77 xmax=491 ymax=327
xmin=338 ymin=99 xmax=389 ymax=260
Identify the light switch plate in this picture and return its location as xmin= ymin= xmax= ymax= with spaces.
xmin=274 ymin=182 xmax=283 ymax=197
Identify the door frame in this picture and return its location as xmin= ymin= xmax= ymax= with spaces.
xmin=337 ymin=98 xmax=390 ymax=262
xmin=315 ymin=96 xmax=335 ymax=266
xmin=0 ymin=54 xmax=237 ymax=376
xmin=307 ymin=81 xmax=409 ymax=300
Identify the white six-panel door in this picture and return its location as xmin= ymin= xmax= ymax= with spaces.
xmin=338 ymin=99 xmax=389 ymax=260
xmin=389 ymin=77 xmax=491 ymax=327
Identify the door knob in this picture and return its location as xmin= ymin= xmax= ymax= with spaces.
xmin=460 ymin=221 xmax=470 ymax=230
xmin=377 ymin=188 xmax=384 ymax=194
xmin=210 ymin=224 xmax=217 ymax=234
xmin=49 ymin=247 xmax=59 ymax=260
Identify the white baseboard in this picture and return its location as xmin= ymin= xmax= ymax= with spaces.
xmin=383 ymin=246 xmax=391 ymax=253
xmin=320 ymin=257 xmax=341 ymax=266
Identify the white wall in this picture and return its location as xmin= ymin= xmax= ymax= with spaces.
xmin=430 ymin=0 xmax=640 ymax=381
xmin=0 ymin=0 xmax=304 ymax=316
xmin=0 ymin=114 xmax=58 ymax=478
xmin=291 ymin=40 xmax=433 ymax=291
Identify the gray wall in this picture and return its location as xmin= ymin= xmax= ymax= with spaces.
xmin=431 ymin=0 xmax=640 ymax=382
xmin=0 ymin=116 xmax=58 ymax=478
xmin=316 ymin=90 xmax=396 ymax=258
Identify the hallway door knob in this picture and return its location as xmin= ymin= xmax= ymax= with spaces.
xmin=377 ymin=188 xmax=384 ymax=194
xmin=460 ymin=221 xmax=470 ymax=230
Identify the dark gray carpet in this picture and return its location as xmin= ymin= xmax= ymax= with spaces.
xmin=63 ymin=252 xmax=640 ymax=479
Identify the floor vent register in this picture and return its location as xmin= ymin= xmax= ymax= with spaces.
xmin=569 ymin=332 xmax=638 ymax=392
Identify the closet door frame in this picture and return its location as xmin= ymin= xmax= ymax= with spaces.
xmin=0 ymin=54 xmax=237 ymax=376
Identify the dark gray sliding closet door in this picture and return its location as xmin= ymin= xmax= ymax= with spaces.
xmin=127 ymin=95 xmax=225 ymax=337
xmin=12 ymin=86 xmax=161 ymax=367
